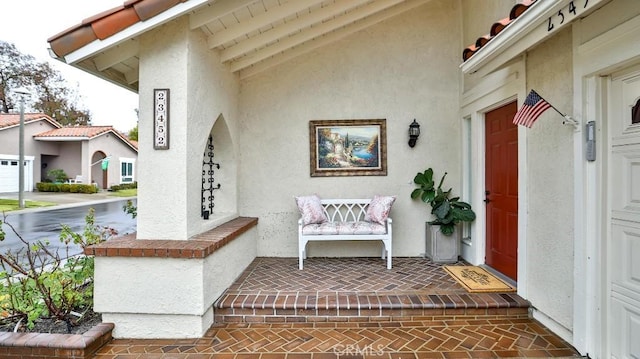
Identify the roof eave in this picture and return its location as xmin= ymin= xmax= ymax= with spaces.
xmin=49 ymin=0 xmax=209 ymax=92
xmin=34 ymin=137 xmax=90 ymax=141
xmin=460 ymin=0 xmax=612 ymax=77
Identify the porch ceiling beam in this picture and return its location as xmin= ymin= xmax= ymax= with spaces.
xmin=124 ymin=67 xmax=139 ymax=85
xmin=189 ymin=0 xmax=261 ymax=30
xmin=231 ymin=0 xmax=415 ymax=73
xmin=220 ymin=0 xmax=373 ymax=62
xmin=93 ymin=40 xmax=139 ymax=71
xmin=207 ymin=0 xmax=327 ymax=49
xmin=240 ymin=0 xmax=429 ymax=78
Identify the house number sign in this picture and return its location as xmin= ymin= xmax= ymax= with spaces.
xmin=154 ymin=89 xmax=170 ymax=150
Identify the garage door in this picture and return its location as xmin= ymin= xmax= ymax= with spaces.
xmin=0 ymin=158 xmax=20 ymax=193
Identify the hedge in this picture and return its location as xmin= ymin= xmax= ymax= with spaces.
xmin=36 ymin=182 xmax=99 ymax=194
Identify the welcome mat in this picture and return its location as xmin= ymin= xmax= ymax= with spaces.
xmin=443 ymin=266 xmax=516 ymax=293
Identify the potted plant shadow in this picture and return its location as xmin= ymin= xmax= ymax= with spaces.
xmin=411 ymin=168 xmax=476 ymax=263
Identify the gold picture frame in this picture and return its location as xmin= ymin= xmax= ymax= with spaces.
xmin=309 ymin=119 xmax=387 ymax=177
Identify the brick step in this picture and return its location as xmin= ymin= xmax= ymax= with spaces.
xmin=213 ymin=292 xmax=530 ymax=324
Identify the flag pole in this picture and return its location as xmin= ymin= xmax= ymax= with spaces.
xmin=536 ymin=91 xmax=579 ymax=128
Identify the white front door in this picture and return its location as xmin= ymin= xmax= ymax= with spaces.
xmin=608 ymin=66 xmax=640 ymax=357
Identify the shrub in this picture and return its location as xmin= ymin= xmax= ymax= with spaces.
xmin=109 ymin=181 xmax=137 ymax=192
xmin=0 ymin=209 xmax=115 ymax=331
xmin=46 ymin=169 xmax=68 ymax=183
xmin=35 ymin=183 xmax=98 ymax=194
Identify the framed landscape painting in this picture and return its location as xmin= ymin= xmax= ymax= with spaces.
xmin=309 ymin=119 xmax=387 ymax=177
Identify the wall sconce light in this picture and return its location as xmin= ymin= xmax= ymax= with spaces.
xmin=408 ymin=119 xmax=420 ymax=148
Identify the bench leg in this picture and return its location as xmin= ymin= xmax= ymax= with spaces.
xmin=382 ymin=240 xmax=392 ymax=269
xmin=299 ymin=240 xmax=306 ymax=270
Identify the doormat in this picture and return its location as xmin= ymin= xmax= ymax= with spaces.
xmin=443 ymin=266 xmax=516 ymax=293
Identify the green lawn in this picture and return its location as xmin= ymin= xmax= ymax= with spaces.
xmin=0 ymin=199 xmax=56 ymax=212
xmin=109 ymin=189 xmax=137 ymax=197
xmin=0 ymin=189 xmax=137 ymax=212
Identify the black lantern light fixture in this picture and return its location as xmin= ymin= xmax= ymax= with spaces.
xmin=408 ymin=119 xmax=420 ymax=148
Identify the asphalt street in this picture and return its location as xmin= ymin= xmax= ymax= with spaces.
xmin=0 ymin=192 xmax=137 ymax=258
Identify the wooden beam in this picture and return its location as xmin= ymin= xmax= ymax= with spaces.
xmin=189 ymin=0 xmax=261 ymax=30
xmin=239 ymin=0 xmax=430 ymax=78
xmin=231 ymin=0 xmax=413 ymax=72
xmin=93 ymin=40 xmax=139 ymax=71
xmin=220 ymin=0 xmax=372 ymax=62
xmin=207 ymin=0 xmax=326 ymax=48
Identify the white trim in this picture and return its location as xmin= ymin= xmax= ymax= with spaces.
xmin=459 ymin=61 xmax=527 ymax=298
xmin=461 ymin=0 xmax=611 ymax=77
xmin=0 ymin=154 xmax=35 ymax=161
xmin=60 ymin=0 xmax=210 ymax=65
xmin=119 ymin=157 xmax=136 ymax=184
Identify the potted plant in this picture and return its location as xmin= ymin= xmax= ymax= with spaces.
xmin=411 ymin=168 xmax=476 ymax=263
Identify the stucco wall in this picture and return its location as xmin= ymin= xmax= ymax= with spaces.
xmin=87 ymin=133 xmax=138 ymax=187
xmin=237 ymin=0 xmax=462 ymax=258
xmin=524 ymin=27 xmax=575 ymax=330
xmin=136 ymin=17 xmax=240 ymax=240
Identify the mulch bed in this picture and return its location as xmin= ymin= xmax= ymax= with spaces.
xmin=0 ymin=310 xmax=102 ymax=334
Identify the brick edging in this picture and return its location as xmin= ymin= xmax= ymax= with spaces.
xmin=0 ymin=322 xmax=114 ymax=359
xmin=85 ymin=217 xmax=258 ymax=258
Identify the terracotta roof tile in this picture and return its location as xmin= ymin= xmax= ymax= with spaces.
xmin=34 ymin=126 xmax=139 ymax=151
xmin=48 ymin=0 xmax=188 ymax=58
xmin=462 ymin=0 xmax=537 ymax=62
xmin=34 ymin=126 xmax=114 ymax=138
xmin=0 ymin=113 xmax=60 ymax=129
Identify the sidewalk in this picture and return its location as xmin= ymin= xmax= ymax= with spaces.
xmin=0 ymin=191 xmax=133 ymax=214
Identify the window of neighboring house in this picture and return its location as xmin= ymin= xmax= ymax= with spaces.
xmin=1 ymin=160 xmax=7 ymax=166
xmin=120 ymin=158 xmax=135 ymax=183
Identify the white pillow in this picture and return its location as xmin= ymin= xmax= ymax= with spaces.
xmin=295 ymin=194 xmax=328 ymax=225
xmin=364 ymin=195 xmax=396 ymax=225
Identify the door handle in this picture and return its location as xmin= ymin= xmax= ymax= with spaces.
xmin=484 ymin=190 xmax=491 ymax=203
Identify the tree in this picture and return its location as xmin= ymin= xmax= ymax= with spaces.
xmin=0 ymin=40 xmax=91 ymax=125
xmin=128 ymin=125 xmax=138 ymax=141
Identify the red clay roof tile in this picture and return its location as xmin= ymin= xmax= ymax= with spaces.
xmin=0 ymin=113 xmax=60 ymax=129
xmin=48 ymin=0 xmax=187 ymax=59
xmin=34 ymin=126 xmax=113 ymax=138
xmin=462 ymin=0 xmax=537 ymax=62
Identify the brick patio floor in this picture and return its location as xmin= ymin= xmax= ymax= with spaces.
xmin=93 ymin=257 xmax=582 ymax=358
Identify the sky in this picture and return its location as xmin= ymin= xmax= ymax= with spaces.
xmin=1 ymin=0 xmax=139 ymax=132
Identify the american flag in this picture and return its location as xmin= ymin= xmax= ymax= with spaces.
xmin=513 ymin=90 xmax=552 ymax=128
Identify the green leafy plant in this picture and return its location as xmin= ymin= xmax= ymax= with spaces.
xmin=411 ymin=168 xmax=476 ymax=236
xmin=0 ymin=209 xmax=115 ymax=331
xmin=46 ymin=169 xmax=68 ymax=183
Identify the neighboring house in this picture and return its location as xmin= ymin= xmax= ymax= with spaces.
xmin=46 ymin=0 xmax=640 ymax=357
xmin=0 ymin=113 xmax=138 ymax=191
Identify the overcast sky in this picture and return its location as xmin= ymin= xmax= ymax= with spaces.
xmin=1 ymin=0 xmax=139 ymax=132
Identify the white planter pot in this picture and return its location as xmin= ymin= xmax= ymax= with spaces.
xmin=425 ymin=223 xmax=460 ymax=263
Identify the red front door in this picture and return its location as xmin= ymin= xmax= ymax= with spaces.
xmin=485 ymin=102 xmax=518 ymax=281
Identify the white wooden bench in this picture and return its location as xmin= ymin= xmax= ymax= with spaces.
xmin=298 ymin=198 xmax=392 ymax=270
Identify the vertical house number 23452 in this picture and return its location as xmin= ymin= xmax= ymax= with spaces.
xmin=154 ymin=89 xmax=170 ymax=150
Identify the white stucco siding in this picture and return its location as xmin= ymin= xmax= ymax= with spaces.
xmin=136 ymin=17 xmax=240 ymax=240
xmin=238 ymin=0 xmax=462 ymax=258
xmin=93 ymin=225 xmax=257 ymax=338
xmin=524 ymin=28 xmax=575 ymax=331
xmin=137 ymin=18 xmax=190 ymax=240
xmin=185 ymin=28 xmax=240 ymax=238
